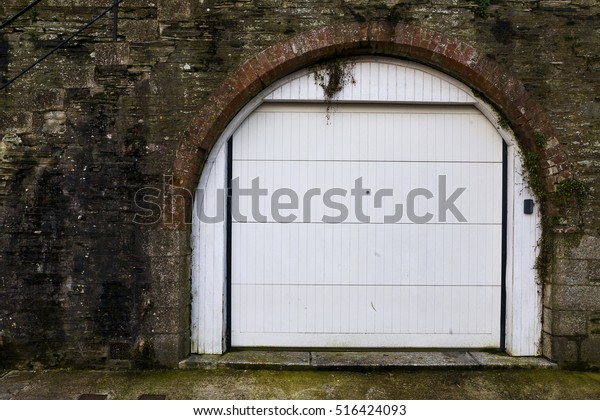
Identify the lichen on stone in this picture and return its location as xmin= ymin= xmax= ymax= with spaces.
xmin=1 ymin=133 xmax=22 ymax=146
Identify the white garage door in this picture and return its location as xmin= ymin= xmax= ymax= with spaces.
xmin=230 ymin=103 xmax=503 ymax=348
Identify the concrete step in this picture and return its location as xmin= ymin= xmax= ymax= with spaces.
xmin=179 ymin=351 xmax=557 ymax=371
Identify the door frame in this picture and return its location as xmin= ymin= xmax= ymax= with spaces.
xmin=191 ymin=56 xmax=542 ymax=356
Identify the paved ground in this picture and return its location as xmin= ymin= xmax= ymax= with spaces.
xmin=1 ymin=368 xmax=600 ymax=400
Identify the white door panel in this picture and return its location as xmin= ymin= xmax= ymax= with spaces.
xmin=232 ymin=160 xmax=502 ymax=224
xmin=233 ymin=105 xmax=503 ymax=163
xmin=231 ymin=104 xmax=503 ymax=348
xmin=231 ymin=223 xmax=502 ymax=287
xmin=232 ymin=285 xmax=500 ymax=347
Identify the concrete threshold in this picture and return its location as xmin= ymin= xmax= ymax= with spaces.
xmin=179 ymin=351 xmax=557 ymax=371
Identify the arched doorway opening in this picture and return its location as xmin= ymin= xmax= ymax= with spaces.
xmin=191 ymin=57 xmax=542 ymax=356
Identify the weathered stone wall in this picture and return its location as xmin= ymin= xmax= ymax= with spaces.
xmin=0 ymin=0 xmax=599 ymax=368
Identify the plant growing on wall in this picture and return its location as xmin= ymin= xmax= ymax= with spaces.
xmin=518 ymin=132 xmax=589 ymax=281
xmin=475 ymin=0 xmax=490 ymax=18
xmin=555 ymin=177 xmax=588 ymax=208
xmin=313 ymin=59 xmax=356 ymax=120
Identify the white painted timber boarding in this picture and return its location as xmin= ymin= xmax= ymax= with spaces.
xmin=505 ymin=149 xmax=542 ymax=355
xmin=265 ymin=60 xmax=477 ymax=104
xmin=191 ymin=143 xmax=228 ymax=354
xmin=230 ymin=103 xmax=503 ymax=348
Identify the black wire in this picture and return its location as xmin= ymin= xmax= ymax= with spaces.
xmin=0 ymin=0 xmax=125 ymax=92
xmin=0 ymin=0 xmax=45 ymax=31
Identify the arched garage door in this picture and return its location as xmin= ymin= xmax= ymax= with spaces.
xmin=230 ymin=103 xmax=503 ymax=348
xmin=192 ymin=58 xmax=542 ymax=355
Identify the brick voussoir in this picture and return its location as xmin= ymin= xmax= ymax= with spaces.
xmin=504 ymin=78 xmax=529 ymax=104
xmin=318 ymin=25 xmax=337 ymax=48
xmin=428 ymin=32 xmax=447 ymax=56
xmin=407 ymin=45 xmax=437 ymax=65
xmin=198 ymin=125 xmax=218 ymax=151
xmin=340 ymin=22 xmax=370 ymax=48
xmin=459 ymin=44 xmax=480 ymax=68
xmin=523 ymin=98 xmax=549 ymax=123
xmin=368 ymin=21 xmax=394 ymax=44
xmin=254 ymin=52 xmax=277 ymax=84
xmin=503 ymin=109 xmax=527 ymax=135
xmin=186 ymin=117 xmax=208 ymax=148
xmin=393 ymin=23 xmax=415 ymax=48
xmin=233 ymin=64 xmax=262 ymax=96
xmin=240 ymin=61 xmax=262 ymax=86
xmin=439 ymin=37 xmax=462 ymax=63
xmin=515 ymin=115 xmax=537 ymax=140
xmin=472 ymin=58 xmax=504 ymax=88
xmin=413 ymin=27 xmax=434 ymax=53
xmin=304 ymin=28 xmax=328 ymax=54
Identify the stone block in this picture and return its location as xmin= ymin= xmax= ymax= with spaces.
xmin=144 ymin=305 xmax=188 ymax=335
xmin=219 ymin=351 xmax=310 ymax=370
xmin=543 ymin=283 xmax=553 ymax=307
xmin=26 ymin=89 xmax=65 ymax=111
xmin=543 ymin=332 xmax=578 ymax=362
xmin=554 ymin=258 xmax=589 ymax=285
xmin=551 ymin=310 xmax=588 ymax=336
xmin=581 ymin=337 xmax=600 ymax=362
xmin=94 ymin=43 xmax=130 ymax=66
xmin=121 ymin=0 xmax=156 ymax=8
xmin=560 ymin=235 xmax=600 ymax=260
xmin=542 ymin=331 xmax=552 ymax=359
xmin=542 ymin=307 xmax=552 ymax=334
xmin=468 ymin=352 xmax=556 ymax=368
xmin=42 ymin=111 xmax=66 ymax=135
xmin=178 ymin=353 xmax=220 ymax=369
xmin=552 ymin=285 xmax=600 ymax=311
xmin=149 ymin=333 xmax=188 ymax=367
xmin=158 ymin=0 xmax=192 ymax=21
xmin=143 ymin=228 xmax=191 ymax=257
xmin=138 ymin=143 xmax=177 ymax=176
xmin=588 ymin=260 xmax=600 ymax=283
xmin=0 ymin=111 xmax=32 ymax=134
xmin=147 ymin=255 xmax=191 ymax=308
xmin=61 ymin=65 xmax=95 ymax=89
xmin=540 ymin=0 xmax=593 ymax=7
xmin=310 ymin=351 xmax=479 ymax=368
xmin=590 ymin=312 xmax=600 ymax=335
xmin=122 ymin=19 xmax=159 ymax=43
xmin=44 ymin=0 xmax=99 ymax=6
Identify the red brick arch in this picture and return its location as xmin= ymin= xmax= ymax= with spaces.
xmin=169 ymin=21 xmax=569 ymax=227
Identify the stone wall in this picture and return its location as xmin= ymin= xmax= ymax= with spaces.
xmin=0 ymin=0 xmax=599 ymax=368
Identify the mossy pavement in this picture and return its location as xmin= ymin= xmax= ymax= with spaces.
xmin=1 ymin=368 xmax=599 ymax=400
